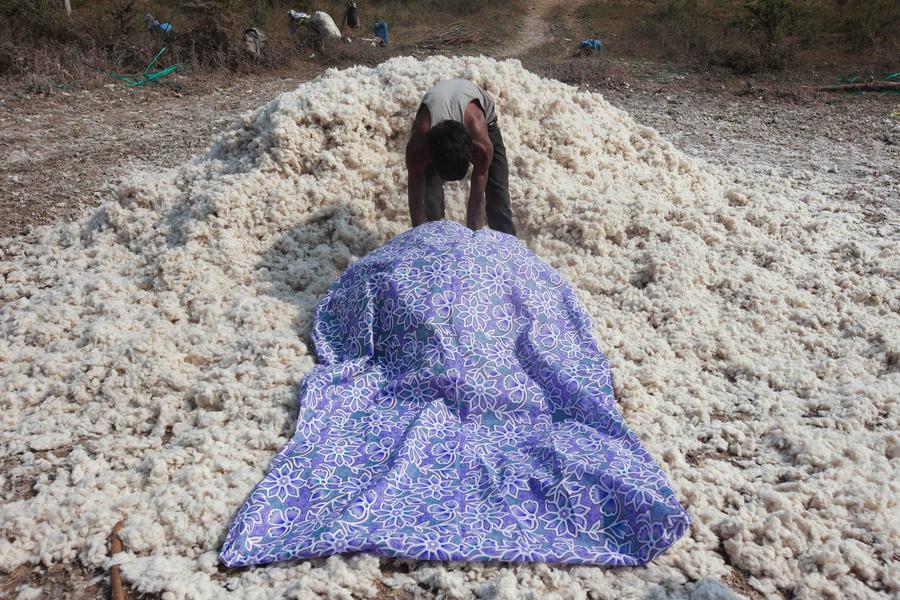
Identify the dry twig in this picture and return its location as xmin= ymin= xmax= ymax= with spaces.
xmin=413 ymin=21 xmax=479 ymax=51
xmin=109 ymin=519 xmax=126 ymax=600
xmin=823 ymin=82 xmax=900 ymax=92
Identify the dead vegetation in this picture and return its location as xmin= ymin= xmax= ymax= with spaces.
xmin=526 ymin=54 xmax=634 ymax=89
xmin=408 ymin=21 xmax=480 ymax=52
xmin=3 ymin=0 xmax=895 ymax=94
xmin=0 ymin=0 xmax=524 ymax=93
xmin=575 ymin=0 xmax=899 ymax=74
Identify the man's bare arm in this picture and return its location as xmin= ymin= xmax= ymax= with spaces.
xmin=406 ymin=107 xmax=431 ymax=227
xmin=466 ymin=149 xmax=493 ymax=231
xmin=464 ymin=105 xmax=492 ymax=231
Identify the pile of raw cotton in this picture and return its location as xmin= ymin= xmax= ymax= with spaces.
xmin=1 ymin=56 xmax=897 ymax=599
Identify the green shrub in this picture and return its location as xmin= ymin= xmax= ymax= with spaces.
xmin=740 ymin=0 xmax=797 ymax=46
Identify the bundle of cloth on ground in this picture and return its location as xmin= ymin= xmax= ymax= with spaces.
xmin=220 ymin=221 xmax=690 ymax=566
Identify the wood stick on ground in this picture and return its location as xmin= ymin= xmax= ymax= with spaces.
xmin=413 ymin=21 xmax=479 ymax=51
xmin=822 ymin=82 xmax=900 ymax=92
xmin=109 ymin=519 xmax=126 ymax=600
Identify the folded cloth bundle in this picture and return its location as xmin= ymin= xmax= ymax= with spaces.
xmin=220 ymin=220 xmax=690 ymax=566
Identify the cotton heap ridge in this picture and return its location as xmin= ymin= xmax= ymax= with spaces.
xmin=1 ymin=56 xmax=898 ymax=599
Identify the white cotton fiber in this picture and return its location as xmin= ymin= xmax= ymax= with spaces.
xmin=1 ymin=56 xmax=897 ymax=599
xmin=14 ymin=586 xmax=43 ymax=600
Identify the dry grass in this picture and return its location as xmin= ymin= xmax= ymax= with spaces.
xmin=526 ymin=53 xmax=634 ymax=89
xmin=0 ymin=0 xmax=526 ymax=92
xmin=318 ymin=37 xmax=399 ymax=69
xmin=406 ymin=21 xmax=480 ymax=53
xmin=575 ymin=0 xmax=900 ymax=74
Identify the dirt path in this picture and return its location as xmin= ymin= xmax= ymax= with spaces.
xmin=496 ymin=0 xmax=566 ymax=59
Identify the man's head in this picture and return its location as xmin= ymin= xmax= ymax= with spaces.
xmin=426 ymin=121 xmax=472 ymax=181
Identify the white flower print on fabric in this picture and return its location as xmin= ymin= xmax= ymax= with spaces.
xmin=266 ymin=507 xmax=301 ymax=538
xmin=259 ymin=462 xmax=302 ymax=503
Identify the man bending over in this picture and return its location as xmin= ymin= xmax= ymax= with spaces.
xmin=406 ymin=79 xmax=516 ymax=235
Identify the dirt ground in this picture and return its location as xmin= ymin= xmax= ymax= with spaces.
xmin=2 ymin=5 xmax=898 ymax=599
xmin=0 ymin=68 xmax=318 ymax=241
xmin=604 ymin=76 xmax=899 ymax=226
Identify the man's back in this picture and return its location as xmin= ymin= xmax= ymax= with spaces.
xmin=421 ymin=79 xmax=497 ymax=127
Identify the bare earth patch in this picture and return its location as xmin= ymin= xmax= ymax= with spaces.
xmin=0 ymin=70 xmax=316 ymax=240
xmin=602 ymin=77 xmax=899 ymax=226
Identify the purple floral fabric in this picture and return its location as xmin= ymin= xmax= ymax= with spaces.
xmin=220 ymin=220 xmax=690 ymax=567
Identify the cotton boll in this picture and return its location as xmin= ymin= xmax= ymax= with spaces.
xmin=14 ymin=586 xmax=43 ymax=600
xmin=685 ymin=578 xmax=746 ymax=600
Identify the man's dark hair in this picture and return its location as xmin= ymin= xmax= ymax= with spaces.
xmin=426 ymin=121 xmax=472 ymax=181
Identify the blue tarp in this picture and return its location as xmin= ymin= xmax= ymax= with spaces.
xmin=579 ymin=38 xmax=604 ymax=51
